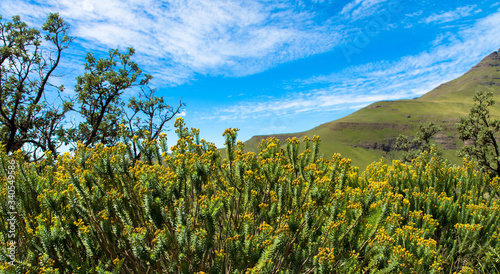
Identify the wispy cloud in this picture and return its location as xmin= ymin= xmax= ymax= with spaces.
xmin=1 ymin=0 xmax=345 ymax=85
xmin=340 ymin=0 xmax=389 ymax=21
xmin=204 ymin=78 xmax=428 ymax=122
xmin=207 ymin=10 xmax=500 ymax=122
xmin=421 ymin=5 xmax=481 ymax=24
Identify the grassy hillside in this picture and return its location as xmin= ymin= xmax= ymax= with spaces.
xmin=243 ymin=49 xmax=500 ymax=168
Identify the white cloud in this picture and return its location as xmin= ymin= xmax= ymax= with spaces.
xmin=405 ymin=10 xmax=423 ymax=17
xmin=340 ymin=0 xmax=390 ymax=21
xmin=206 ymin=10 xmax=500 ymax=122
xmin=0 ymin=0 xmax=344 ymax=85
xmin=421 ymin=5 xmax=481 ymax=24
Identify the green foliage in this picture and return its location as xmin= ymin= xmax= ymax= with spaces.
xmin=125 ymin=86 xmax=184 ymax=160
xmin=457 ymin=91 xmax=500 ymax=176
xmin=66 ymin=48 xmax=152 ymax=148
xmin=0 ymin=13 xmax=72 ymax=159
xmin=0 ymin=14 xmax=183 ymax=158
xmin=1 ymin=120 xmax=500 ymax=273
xmin=396 ymin=122 xmax=441 ymax=163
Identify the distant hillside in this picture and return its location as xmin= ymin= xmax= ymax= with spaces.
xmin=243 ymin=49 xmax=500 ymax=168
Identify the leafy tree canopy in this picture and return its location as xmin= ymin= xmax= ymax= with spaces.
xmin=457 ymin=91 xmax=500 ymax=176
xmin=0 ymin=13 xmax=72 ymax=159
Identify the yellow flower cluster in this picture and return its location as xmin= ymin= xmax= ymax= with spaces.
xmin=315 ymin=247 xmax=335 ymax=265
xmin=2 ymin=123 xmax=500 ymax=273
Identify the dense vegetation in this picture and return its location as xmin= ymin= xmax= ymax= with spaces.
xmin=1 ymin=118 xmax=500 ymax=273
xmin=0 ymin=14 xmax=183 ymax=161
xmin=457 ymin=91 xmax=500 ymax=177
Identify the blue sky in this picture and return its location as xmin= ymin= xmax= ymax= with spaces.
xmin=2 ymin=0 xmax=500 ymax=148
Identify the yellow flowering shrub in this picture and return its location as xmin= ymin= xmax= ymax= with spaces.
xmin=0 ymin=119 xmax=499 ymax=273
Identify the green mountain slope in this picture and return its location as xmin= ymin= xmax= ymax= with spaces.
xmin=243 ymin=49 xmax=500 ymax=168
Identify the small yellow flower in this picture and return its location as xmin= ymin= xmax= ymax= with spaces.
xmin=258 ymin=203 xmax=269 ymax=209
xmin=74 ymin=219 xmax=84 ymax=227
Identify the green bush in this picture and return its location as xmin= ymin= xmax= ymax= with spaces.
xmin=1 ymin=118 xmax=500 ymax=273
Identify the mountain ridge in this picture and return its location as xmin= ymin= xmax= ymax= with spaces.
xmin=243 ymin=48 xmax=500 ymax=168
